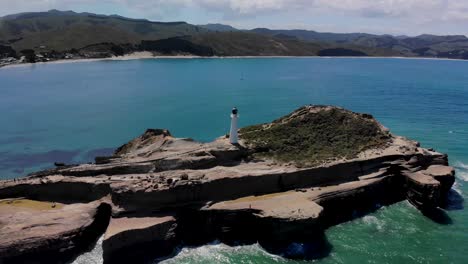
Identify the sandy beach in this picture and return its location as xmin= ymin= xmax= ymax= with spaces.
xmin=2 ymin=52 xmax=468 ymax=69
xmin=1 ymin=52 xmax=162 ymax=69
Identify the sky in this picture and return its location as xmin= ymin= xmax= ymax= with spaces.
xmin=1 ymin=0 xmax=468 ymax=36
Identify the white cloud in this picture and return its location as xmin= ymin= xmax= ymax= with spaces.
xmin=1 ymin=0 xmax=464 ymax=18
xmin=197 ymin=0 xmax=291 ymax=14
xmin=207 ymin=0 xmax=468 ymax=24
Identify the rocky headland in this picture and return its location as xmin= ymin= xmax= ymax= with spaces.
xmin=0 ymin=105 xmax=455 ymax=263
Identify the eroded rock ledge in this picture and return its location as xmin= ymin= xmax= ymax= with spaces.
xmin=0 ymin=105 xmax=456 ymax=263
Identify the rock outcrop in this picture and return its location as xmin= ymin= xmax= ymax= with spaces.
xmin=103 ymin=215 xmax=177 ymax=263
xmin=0 ymin=199 xmax=111 ymax=264
xmin=0 ymin=105 xmax=456 ymax=263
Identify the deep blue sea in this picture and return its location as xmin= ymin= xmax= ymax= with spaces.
xmin=1 ymin=58 xmax=467 ymax=263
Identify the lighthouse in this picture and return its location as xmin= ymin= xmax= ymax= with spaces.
xmin=230 ymin=107 xmax=239 ymax=144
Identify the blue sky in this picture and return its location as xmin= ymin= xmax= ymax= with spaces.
xmin=1 ymin=0 xmax=467 ymax=36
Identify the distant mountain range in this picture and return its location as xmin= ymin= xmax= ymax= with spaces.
xmin=198 ymin=23 xmax=239 ymax=32
xmin=1 ymin=10 xmax=467 ymax=62
xmin=250 ymin=28 xmax=468 ymax=59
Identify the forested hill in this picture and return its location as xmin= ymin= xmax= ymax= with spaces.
xmin=251 ymin=28 xmax=468 ymax=60
xmin=0 ymin=10 xmax=207 ymax=51
xmin=0 ymin=10 xmax=466 ymax=62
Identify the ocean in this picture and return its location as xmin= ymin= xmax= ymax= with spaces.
xmin=1 ymin=58 xmax=467 ymax=263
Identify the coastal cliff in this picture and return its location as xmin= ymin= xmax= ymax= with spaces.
xmin=0 ymin=105 xmax=455 ymax=263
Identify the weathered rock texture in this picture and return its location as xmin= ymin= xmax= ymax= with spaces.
xmin=0 ymin=105 xmax=456 ymax=263
xmin=103 ymin=215 xmax=177 ymax=263
xmin=0 ymin=199 xmax=111 ymax=264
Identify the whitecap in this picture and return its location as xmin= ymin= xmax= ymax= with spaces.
xmin=453 ymin=161 xmax=468 ymax=182
xmin=362 ymin=215 xmax=384 ymax=231
xmin=160 ymin=242 xmax=284 ymax=264
xmin=159 ymin=243 xmax=231 ymax=264
xmin=456 ymin=170 xmax=468 ymax=182
xmin=454 ymin=161 xmax=468 ymax=170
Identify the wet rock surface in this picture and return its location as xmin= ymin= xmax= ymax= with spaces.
xmin=0 ymin=106 xmax=456 ymax=263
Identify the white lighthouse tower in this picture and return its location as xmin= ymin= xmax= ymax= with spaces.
xmin=230 ymin=107 xmax=239 ymax=144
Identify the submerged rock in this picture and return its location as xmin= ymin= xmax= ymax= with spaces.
xmin=0 ymin=105 xmax=456 ymax=263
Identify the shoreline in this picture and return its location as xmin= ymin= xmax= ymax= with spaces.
xmin=2 ymin=52 xmax=468 ymax=69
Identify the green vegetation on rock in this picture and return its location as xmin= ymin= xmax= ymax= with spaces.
xmin=240 ymin=106 xmax=391 ymax=166
xmin=189 ymin=32 xmax=323 ymax=56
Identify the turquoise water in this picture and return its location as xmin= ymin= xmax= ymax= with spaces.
xmin=1 ymin=58 xmax=467 ymax=263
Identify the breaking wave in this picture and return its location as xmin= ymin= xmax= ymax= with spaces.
xmin=454 ymin=161 xmax=468 ymax=182
xmin=72 ymin=236 xmax=104 ymax=264
xmin=160 ymin=241 xmax=284 ymax=264
xmin=362 ymin=215 xmax=385 ymax=231
xmin=452 ymin=181 xmax=464 ymax=197
xmin=455 ymin=161 xmax=468 ymax=170
xmin=457 ymin=171 xmax=468 ymax=183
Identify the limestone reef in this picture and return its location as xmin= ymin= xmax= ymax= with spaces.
xmin=0 ymin=105 xmax=455 ymax=263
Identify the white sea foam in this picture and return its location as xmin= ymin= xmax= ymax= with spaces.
xmin=72 ymin=236 xmax=103 ymax=264
xmin=362 ymin=215 xmax=385 ymax=231
xmin=450 ymin=161 xmax=467 ymax=198
xmin=453 ymin=161 xmax=468 ymax=182
xmin=454 ymin=161 xmax=468 ymax=170
xmin=452 ymin=181 xmax=464 ymax=197
xmin=160 ymin=242 xmax=283 ymax=264
xmin=456 ymin=171 xmax=468 ymax=182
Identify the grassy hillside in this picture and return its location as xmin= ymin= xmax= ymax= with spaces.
xmin=1 ymin=10 xmax=465 ymax=60
xmin=251 ymin=28 xmax=372 ymax=43
xmin=240 ymin=106 xmax=391 ymax=166
xmin=0 ymin=10 xmax=207 ymax=51
xmin=0 ymin=10 xmax=402 ymax=58
xmin=190 ymin=32 xmax=322 ymax=56
xmin=198 ymin=23 xmax=238 ymax=32
xmin=252 ymin=28 xmax=468 ymax=59
xmin=189 ymin=32 xmax=399 ymax=57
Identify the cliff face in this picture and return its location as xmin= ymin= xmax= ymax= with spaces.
xmin=0 ymin=106 xmax=456 ymax=263
xmin=0 ymin=200 xmax=111 ymax=263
